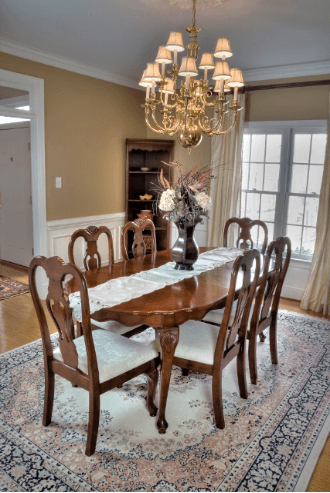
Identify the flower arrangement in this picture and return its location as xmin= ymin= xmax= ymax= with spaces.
xmin=154 ymin=161 xmax=215 ymax=225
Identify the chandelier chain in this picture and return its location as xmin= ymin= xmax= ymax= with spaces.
xmin=192 ymin=0 xmax=197 ymax=28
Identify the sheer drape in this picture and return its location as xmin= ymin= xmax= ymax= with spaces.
xmin=207 ymin=94 xmax=245 ymax=248
xmin=301 ymin=94 xmax=330 ymax=315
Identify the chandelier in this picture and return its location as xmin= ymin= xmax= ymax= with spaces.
xmin=139 ymin=0 xmax=244 ymax=152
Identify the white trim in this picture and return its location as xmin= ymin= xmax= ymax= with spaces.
xmin=47 ymin=212 xmax=125 ymax=231
xmin=243 ymin=60 xmax=330 ymax=82
xmin=0 ymin=37 xmax=140 ymax=90
xmin=1 ymin=36 xmax=329 ymax=87
xmin=0 ymin=69 xmax=46 ymax=289
xmin=244 ymin=120 xmax=327 ymax=131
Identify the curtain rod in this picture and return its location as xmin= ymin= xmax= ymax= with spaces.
xmin=244 ymin=79 xmax=330 ymax=92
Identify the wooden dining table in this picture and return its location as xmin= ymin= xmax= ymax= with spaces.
xmin=66 ymin=247 xmax=246 ymax=434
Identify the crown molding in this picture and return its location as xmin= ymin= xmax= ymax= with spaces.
xmin=243 ymin=60 xmax=330 ymax=82
xmin=1 ymin=36 xmax=329 ymax=87
xmin=0 ymin=37 xmax=140 ymax=90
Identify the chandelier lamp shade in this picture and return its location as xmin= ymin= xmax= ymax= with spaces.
xmin=139 ymin=0 xmax=244 ymax=151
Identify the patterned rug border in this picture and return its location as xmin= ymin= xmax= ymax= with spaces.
xmin=0 ymin=310 xmax=329 ymax=492
xmin=0 ymin=274 xmax=29 ymax=301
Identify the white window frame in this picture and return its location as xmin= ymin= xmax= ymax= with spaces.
xmin=243 ymin=120 xmax=327 ymax=261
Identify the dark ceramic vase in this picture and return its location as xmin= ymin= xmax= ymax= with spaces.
xmin=172 ymin=220 xmax=199 ymax=270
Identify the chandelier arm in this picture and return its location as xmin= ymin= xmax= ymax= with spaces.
xmin=212 ymin=112 xmax=238 ymax=136
xmin=198 ymin=111 xmax=223 ymax=134
xmin=151 ymin=106 xmax=180 ymax=134
xmin=144 ymin=110 xmax=165 ymax=134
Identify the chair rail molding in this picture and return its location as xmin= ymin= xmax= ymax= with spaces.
xmin=47 ymin=212 xmax=126 ymax=267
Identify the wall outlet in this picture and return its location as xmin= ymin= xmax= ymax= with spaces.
xmin=55 ymin=177 xmax=62 ymax=188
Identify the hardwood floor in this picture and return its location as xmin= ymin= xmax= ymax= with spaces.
xmin=0 ymin=261 xmax=329 ymax=491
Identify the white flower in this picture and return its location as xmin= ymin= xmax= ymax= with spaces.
xmin=195 ymin=192 xmax=212 ymax=210
xmin=159 ymin=189 xmax=176 ymax=212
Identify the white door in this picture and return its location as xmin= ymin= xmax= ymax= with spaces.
xmin=0 ymin=126 xmax=33 ymax=267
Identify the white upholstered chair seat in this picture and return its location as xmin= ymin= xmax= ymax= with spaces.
xmin=174 ymin=320 xmax=220 ymax=366
xmin=53 ymin=329 xmax=159 ymax=383
xmin=92 ymin=319 xmax=141 ymax=335
xmin=202 ymin=300 xmax=238 ymax=326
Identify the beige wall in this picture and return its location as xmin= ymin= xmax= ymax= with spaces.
xmin=0 ymin=52 xmax=147 ymax=221
xmin=146 ymin=127 xmax=212 ymax=179
xmin=246 ymin=74 xmax=330 ymax=121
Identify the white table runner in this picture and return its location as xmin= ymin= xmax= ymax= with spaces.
xmin=69 ymin=247 xmax=243 ymax=322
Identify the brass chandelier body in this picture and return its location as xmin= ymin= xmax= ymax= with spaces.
xmin=140 ymin=0 xmax=244 ymax=151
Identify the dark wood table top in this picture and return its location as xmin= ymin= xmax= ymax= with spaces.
xmin=66 ymin=247 xmax=247 ymax=329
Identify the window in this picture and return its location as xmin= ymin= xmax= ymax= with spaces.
xmin=241 ymin=121 xmax=327 ymax=260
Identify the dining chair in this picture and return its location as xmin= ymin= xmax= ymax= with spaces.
xmin=29 ymin=255 xmax=159 ymax=456
xmin=224 ymin=217 xmax=268 ymax=255
xmin=68 ymin=225 xmax=147 ymax=337
xmin=171 ymin=249 xmax=260 ymax=429
xmin=121 ymin=218 xmax=157 ymax=261
xmin=248 ymin=236 xmax=291 ymax=384
xmin=68 ymin=225 xmax=114 ymax=270
xmin=202 ymin=217 xmax=268 ymax=327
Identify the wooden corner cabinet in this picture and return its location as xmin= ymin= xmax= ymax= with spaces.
xmin=125 ymin=139 xmax=174 ymax=254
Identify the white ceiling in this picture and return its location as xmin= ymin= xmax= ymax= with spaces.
xmin=0 ymin=0 xmax=329 ymax=84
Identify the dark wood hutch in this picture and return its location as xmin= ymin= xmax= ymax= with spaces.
xmin=125 ymin=139 xmax=174 ymax=254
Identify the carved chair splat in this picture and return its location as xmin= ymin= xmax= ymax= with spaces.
xmin=224 ymin=217 xmax=268 ymax=254
xmin=121 ymin=218 xmax=157 ymax=261
xmin=29 ymin=256 xmax=159 ymax=456
xmin=248 ymin=236 xmax=291 ymax=384
xmin=172 ymin=249 xmax=260 ymax=429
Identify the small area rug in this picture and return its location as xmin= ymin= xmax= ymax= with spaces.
xmin=0 ymin=274 xmax=29 ymax=301
xmin=0 ymin=311 xmax=329 ymax=492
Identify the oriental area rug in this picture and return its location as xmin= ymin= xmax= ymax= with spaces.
xmin=0 ymin=311 xmax=329 ymax=492
xmin=0 ymin=274 xmax=29 ymax=301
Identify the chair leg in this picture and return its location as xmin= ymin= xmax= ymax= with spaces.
xmin=146 ymin=364 xmax=159 ymax=417
xmin=248 ymin=328 xmax=258 ymax=385
xmin=182 ymin=368 xmax=189 ymax=376
xmin=259 ymin=331 xmax=266 ymax=342
xmin=85 ymin=388 xmax=100 ymax=457
xmin=237 ymin=343 xmax=248 ymax=399
xmin=42 ymin=368 xmax=55 ymax=426
xmin=270 ymin=318 xmax=278 ymax=365
xmin=212 ymin=371 xmax=225 ymax=429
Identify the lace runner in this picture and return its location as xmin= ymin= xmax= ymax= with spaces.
xmin=69 ymin=247 xmax=243 ymax=322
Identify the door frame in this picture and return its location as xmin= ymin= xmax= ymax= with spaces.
xmin=0 ymin=69 xmax=46 ymax=270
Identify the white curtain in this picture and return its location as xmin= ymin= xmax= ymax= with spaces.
xmin=207 ymin=94 xmax=245 ymax=248
xmin=301 ymin=91 xmax=330 ymax=315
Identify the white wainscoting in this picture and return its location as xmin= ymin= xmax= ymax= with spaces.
xmin=46 ymin=212 xmax=310 ymax=302
xmin=47 ymin=212 xmax=126 ymax=267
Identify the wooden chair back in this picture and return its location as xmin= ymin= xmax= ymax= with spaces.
xmin=248 ymin=236 xmax=291 ymax=384
xmin=29 ymin=256 xmax=99 ymax=383
xmin=215 ymin=248 xmax=260 ymax=361
xmin=121 ymin=218 xmax=156 ymax=260
xmin=68 ymin=225 xmax=114 ymax=271
xmin=224 ymin=217 xmax=268 ymax=254
xmin=255 ymin=236 xmax=291 ymax=325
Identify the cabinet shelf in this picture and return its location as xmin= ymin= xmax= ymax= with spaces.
xmin=129 ymin=171 xmax=160 ymax=174
xmin=126 ymin=138 xmax=174 ymax=254
xmin=128 ymin=199 xmax=157 ymax=202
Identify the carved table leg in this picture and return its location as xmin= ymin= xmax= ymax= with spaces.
xmin=156 ymin=326 xmax=179 ymax=434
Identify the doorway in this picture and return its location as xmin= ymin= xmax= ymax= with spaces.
xmin=0 ymin=69 xmax=46 ymax=293
xmin=0 ymin=124 xmax=33 ymax=267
